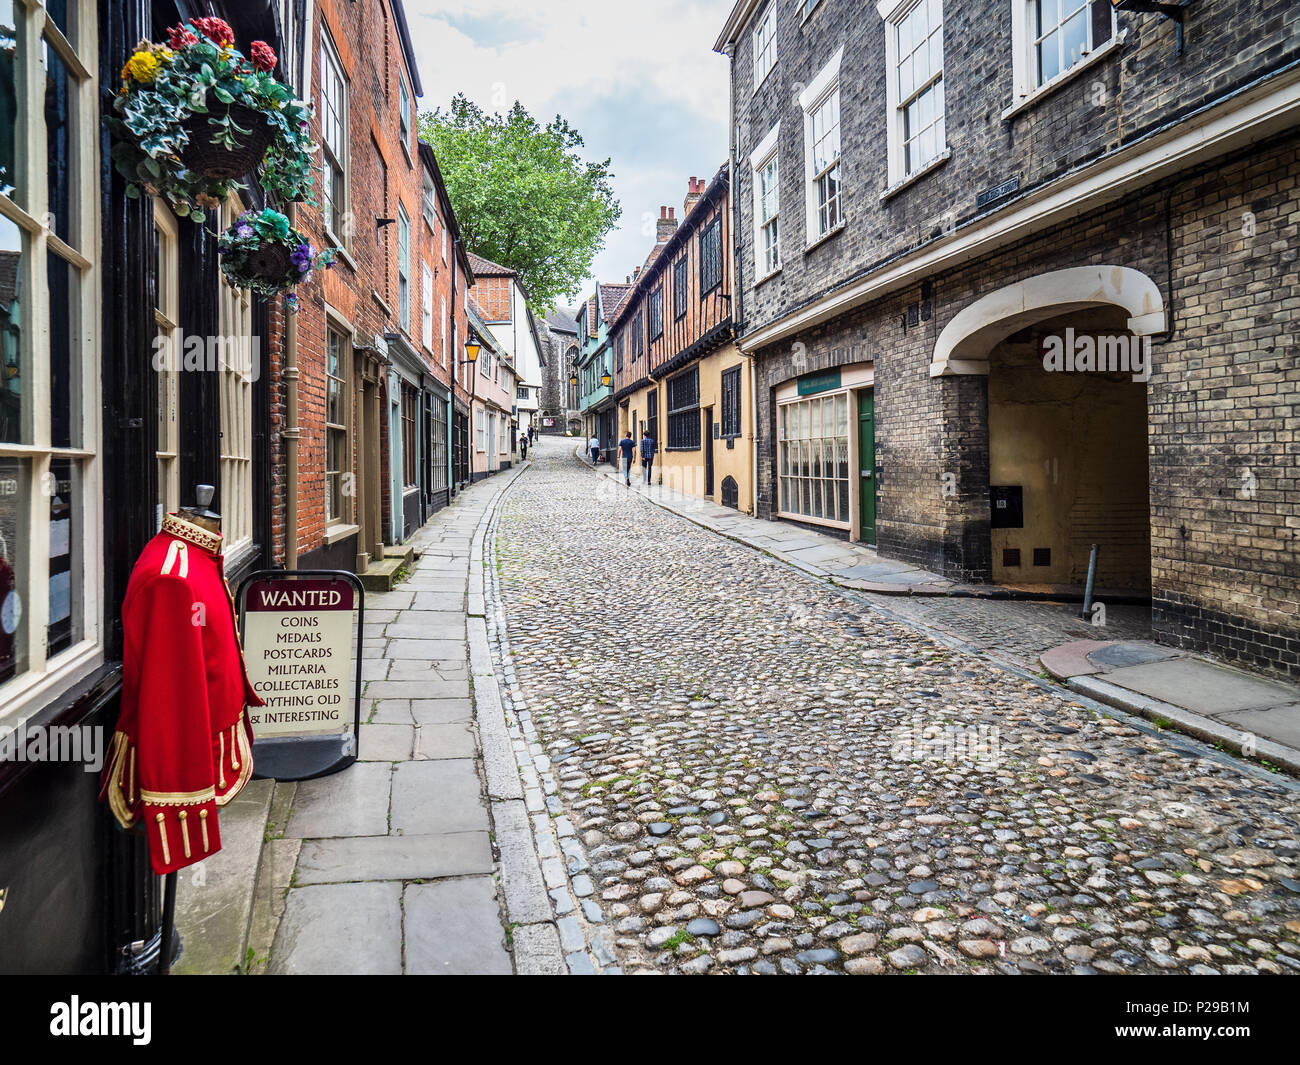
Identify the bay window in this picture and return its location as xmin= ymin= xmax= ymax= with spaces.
xmin=0 ymin=0 xmax=101 ymax=714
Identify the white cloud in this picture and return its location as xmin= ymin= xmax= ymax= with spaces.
xmin=405 ymin=0 xmax=735 ymax=308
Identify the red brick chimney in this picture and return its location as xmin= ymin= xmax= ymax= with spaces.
xmin=656 ymin=205 xmax=678 ymax=242
xmin=683 ymin=176 xmax=704 ymax=220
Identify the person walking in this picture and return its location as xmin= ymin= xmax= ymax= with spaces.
xmin=640 ymin=428 xmax=657 ymax=485
xmin=519 ymin=433 xmax=529 ymax=461
xmin=588 ymin=433 xmax=599 ymax=465
xmin=618 ymin=429 xmax=635 ymax=486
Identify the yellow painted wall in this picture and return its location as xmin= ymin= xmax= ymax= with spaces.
xmin=618 ymin=345 xmax=754 ymax=513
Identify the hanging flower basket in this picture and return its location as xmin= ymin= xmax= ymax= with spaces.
xmin=179 ymin=103 xmax=274 ymax=180
xmin=108 ymin=18 xmax=318 ymax=219
xmin=218 ymin=208 xmax=335 ymax=308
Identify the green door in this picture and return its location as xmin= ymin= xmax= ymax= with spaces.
xmin=857 ymin=390 xmax=876 ymax=545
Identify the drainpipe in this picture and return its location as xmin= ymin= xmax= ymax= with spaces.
xmin=723 ymin=42 xmax=758 ymax=517
xmin=284 ymin=201 xmax=300 ymax=568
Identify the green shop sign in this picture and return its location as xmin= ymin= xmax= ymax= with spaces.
xmin=796 ymin=368 xmax=841 ymax=396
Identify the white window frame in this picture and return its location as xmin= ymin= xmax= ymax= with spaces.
xmin=0 ymin=0 xmax=103 ymax=725
xmin=475 ymin=407 xmax=486 ymax=452
xmin=319 ymin=26 xmax=350 ymax=246
xmin=421 ymin=262 xmax=433 ymax=351
xmin=798 ymin=0 xmax=823 ymax=22
xmin=749 ymin=122 xmax=781 ymax=282
xmin=153 ymin=201 xmax=181 ymax=530
xmin=323 ymin=320 xmax=352 ymax=527
xmin=800 ymin=48 xmax=844 ymax=247
xmin=881 ymin=0 xmax=948 ymax=190
xmin=441 ymin=297 xmax=448 ymax=368
xmin=1009 ymin=0 xmax=1120 ymax=110
xmin=422 ymin=174 xmax=436 ymax=229
xmin=777 ymin=391 xmax=851 ymax=530
xmin=217 ymin=193 xmax=255 ymax=568
xmin=398 ymin=74 xmax=411 ymax=158
xmin=752 ymin=5 xmax=777 ymax=92
xmin=397 ymin=203 xmax=410 ymax=333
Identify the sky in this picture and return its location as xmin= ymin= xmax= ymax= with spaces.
xmin=404 ymin=0 xmax=735 ymax=314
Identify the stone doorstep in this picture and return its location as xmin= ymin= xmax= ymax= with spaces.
xmin=358 ymin=557 xmax=407 ymax=593
xmin=172 ymin=778 xmax=276 ymax=975
xmin=383 ymin=543 xmax=416 ymax=567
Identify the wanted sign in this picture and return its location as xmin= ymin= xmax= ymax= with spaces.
xmin=242 ymin=577 xmax=355 ymax=737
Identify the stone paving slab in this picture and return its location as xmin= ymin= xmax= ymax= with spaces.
xmin=512 ymin=922 xmax=567 ymax=975
xmin=293 ymin=831 xmax=493 ymax=884
xmin=269 ymin=882 xmax=402 ymax=974
xmin=413 ymin=721 xmax=476 ymax=759
xmin=358 ymin=722 xmax=415 ymax=761
xmin=494 ymin=798 xmax=557 ymax=925
xmin=285 ymin=761 xmax=392 ymax=839
xmin=403 ymin=878 xmax=513 ymax=975
xmin=390 ymin=758 xmax=488 ymax=835
xmin=410 ymin=698 xmax=473 ymax=724
xmin=1105 ymin=658 xmax=1298 ymax=715
xmin=1217 ymin=705 xmax=1300 ymax=748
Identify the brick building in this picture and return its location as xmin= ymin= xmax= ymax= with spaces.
xmin=269 ymin=0 xmax=472 ymax=585
xmin=716 ymin=0 xmax=1300 ymax=678
xmin=610 ymin=169 xmax=754 ymax=509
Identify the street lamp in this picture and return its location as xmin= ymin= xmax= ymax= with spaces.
xmin=601 ymin=369 xmax=611 ymax=387
xmin=568 ymin=371 xmax=578 ymax=386
xmin=463 ymin=340 xmax=480 ymax=365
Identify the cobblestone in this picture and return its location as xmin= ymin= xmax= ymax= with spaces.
xmin=491 ymin=449 xmax=1300 ymax=974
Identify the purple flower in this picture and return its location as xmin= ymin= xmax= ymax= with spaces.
xmin=237 ymin=223 xmax=254 ymax=238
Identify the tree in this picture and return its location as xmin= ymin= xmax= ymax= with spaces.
xmin=420 ymin=96 xmax=621 ymax=317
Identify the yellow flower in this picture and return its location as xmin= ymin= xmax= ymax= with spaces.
xmin=124 ymin=50 xmax=159 ymax=84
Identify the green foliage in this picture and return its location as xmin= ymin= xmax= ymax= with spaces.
xmin=420 ymin=95 xmax=621 ymax=316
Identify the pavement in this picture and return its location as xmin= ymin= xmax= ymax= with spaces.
xmin=229 ymin=440 xmax=607 ymax=975
xmin=1042 ymin=640 xmax=1300 ymax=776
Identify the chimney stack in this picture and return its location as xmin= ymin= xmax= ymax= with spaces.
xmin=656 ymin=204 xmax=678 ymax=242
xmin=683 ymin=176 xmax=704 ymax=221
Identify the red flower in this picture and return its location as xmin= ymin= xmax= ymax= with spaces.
xmin=166 ymin=24 xmax=199 ymax=49
xmin=249 ymin=40 xmax=277 ymax=72
xmin=191 ymin=16 xmax=234 ymax=47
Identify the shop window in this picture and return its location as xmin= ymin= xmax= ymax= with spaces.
xmin=778 ymin=392 xmax=850 ymax=526
xmin=0 ymin=0 xmax=100 ymax=715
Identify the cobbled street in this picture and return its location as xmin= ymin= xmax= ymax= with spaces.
xmin=493 ymin=446 xmax=1300 ymax=975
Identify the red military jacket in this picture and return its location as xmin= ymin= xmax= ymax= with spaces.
xmin=101 ymin=514 xmax=264 ymax=874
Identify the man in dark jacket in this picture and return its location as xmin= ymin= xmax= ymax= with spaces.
xmin=618 ymin=430 xmax=635 ymax=486
xmin=640 ymin=430 xmax=657 ymax=485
